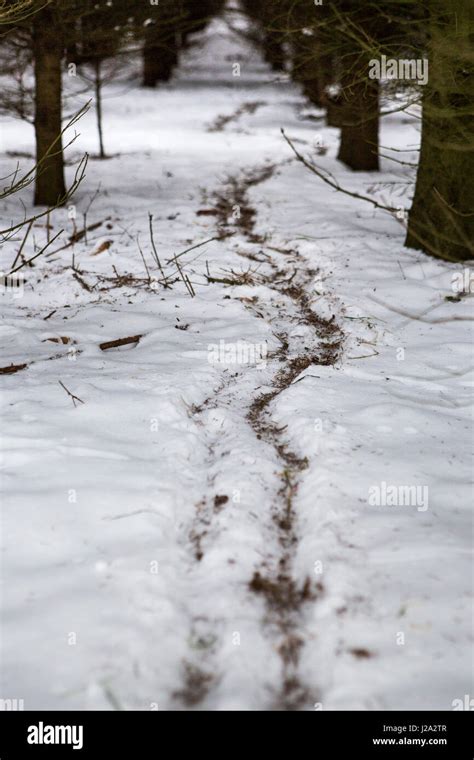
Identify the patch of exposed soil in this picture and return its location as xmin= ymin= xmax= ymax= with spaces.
xmin=207 ymin=101 xmax=266 ymax=132
xmin=239 ymin=235 xmax=343 ymax=708
xmin=173 ymin=661 xmax=215 ymax=707
xmin=245 ymin=309 xmax=339 ymax=708
xmin=210 ymin=163 xmax=279 ymax=242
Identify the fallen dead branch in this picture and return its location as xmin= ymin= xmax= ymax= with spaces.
xmin=45 ymin=219 xmax=110 ymax=258
xmin=196 ymin=209 xmax=218 ymax=216
xmin=1 ymin=345 xmax=82 ymax=377
xmin=0 ymin=362 xmax=28 ymax=375
xmin=99 ymin=334 xmax=142 ymax=351
xmin=70 ymin=219 xmax=106 ymax=244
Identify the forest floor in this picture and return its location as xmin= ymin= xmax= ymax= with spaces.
xmin=0 ymin=13 xmax=472 ymax=710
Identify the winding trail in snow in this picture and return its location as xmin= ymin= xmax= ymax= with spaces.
xmin=174 ymin=164 xmax=345 ymax=709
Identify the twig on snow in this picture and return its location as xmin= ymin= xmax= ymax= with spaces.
xmin=281 ymin=128 xmax=398 ymax=215
xmin=165 ymin=233 xmax=234 ymax=265
xmin=148 ymin=213 xmax=169 ymax=287
xmin=173 ymin=255 xmax=195 ymax=297
xmin=58 ymin=379 xmax=84 ymax=407
xmin=136 ymin=235 xmax=151 ymax=283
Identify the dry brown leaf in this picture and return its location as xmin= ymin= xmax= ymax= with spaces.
xmin=91 ymin=240 xmax=113 ymax=256
xmin=43 ymin=336 xmax=73 ymax=345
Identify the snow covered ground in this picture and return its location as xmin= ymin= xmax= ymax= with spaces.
xmin=0 ymin=11 xmax=472 ymax=711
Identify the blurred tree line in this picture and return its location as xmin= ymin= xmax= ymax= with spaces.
xmin=244 ymin=0 xmax=473 ymax=262
xmin=1 ymin=0 xmax=224 ymax=207
xmin=1 ymin=0 xmax=472 ymax=262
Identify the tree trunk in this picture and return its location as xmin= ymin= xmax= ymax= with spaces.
xmin=262 ymin=32 xmax=285 ymax=72
xmin=291 ymin=36 xmax=327 ymax=108
xmin=33 ymin=8 xmax=66 ymax=206
xmin=405 ymin=1 xmax=474 ymax=261
xmin=322 ymin=55 xmax=343 ymax=127
xmin=143 ymin=25 xmax=178 ymax=87
xmin=143 ymin=24 xmax=160 ymax=87
xmin=326 ymin=94 xmax=343 ymax=128
xmin=337 ymin=67 xmax=380 ymax=171
xmin=94 ymin=60 xmax=106 ymax=159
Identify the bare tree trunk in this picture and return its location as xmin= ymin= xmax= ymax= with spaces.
xmin=33 ymin=8 xmax=66 ymax=206
xmin=94 ymin=60 xmax=106 ymax=159
xmin=322 ymin=55 xmax=343 ymax=127
xmin=325 ymin=94 xmax=343 ymax=128
xmin=142 ymin=23 xmax=160 ymax=87
xmin=337 ymin=67 xmax=379 ymax=171
xmin=405 ymin=1 xmax=474 ymax=261
xmin=291 ymin=35 xmax=326 ymax=108
xmin=142 ymin=24 xmax=178 ymax=87
xmin=262 ymin=32 xmax=285 ymax=72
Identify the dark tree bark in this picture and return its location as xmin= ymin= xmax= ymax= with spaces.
xmin=337 ymin=61 xmax=380 ymax=171
xmin=291 ymin=35 xmax=328 ymax=108
xmin=33 ymin=7 xmax=66 ymax=206
xmin=142 ymin=24 xmax=161 ymax=87
xmin=405 ymin=1 xmax=474 ymax=261
xmin=142 ymin=23 xmax=179 ymax=87
xmin=325 ymin=93 xmax=344 ymax=128
xmin=94 ymin=61 xmax=106 ymax=159
xmin=262 ymin=32 xmax=286 ymax=72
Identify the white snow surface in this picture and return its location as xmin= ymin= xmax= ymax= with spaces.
xmin=0 ymin=13 xmax=472 ymax=711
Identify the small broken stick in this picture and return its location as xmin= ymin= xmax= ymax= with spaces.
xmin=99 ymin=334 xmax=142 ymax=351
xmin=0 ymin=363 xmax=28 ymax=375
xmin=58 ymin=380 xmax=84 ymax=407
